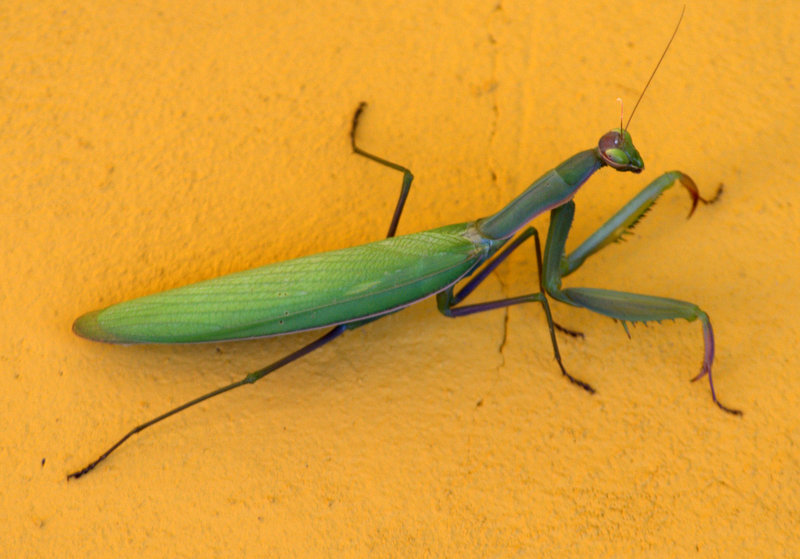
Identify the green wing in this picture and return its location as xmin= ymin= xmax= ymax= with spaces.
xmin=74 ymin=222 xmax=492 ymax=343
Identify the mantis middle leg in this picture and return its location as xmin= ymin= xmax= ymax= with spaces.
xmin=437 ymin=227 xmax=594 ymax=392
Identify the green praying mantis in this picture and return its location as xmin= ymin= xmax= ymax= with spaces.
xmin=67 ymin=9 xmax=740 ymax=480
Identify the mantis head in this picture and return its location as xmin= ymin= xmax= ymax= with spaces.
xmin=598 ymin=128 xmax=644 ymax=173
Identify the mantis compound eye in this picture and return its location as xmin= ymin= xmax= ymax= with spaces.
xmin=598 ymin=129 xmax=644 ymax=173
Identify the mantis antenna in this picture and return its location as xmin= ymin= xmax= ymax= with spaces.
xmin=625 ymin=5 xmax=686 ymax=130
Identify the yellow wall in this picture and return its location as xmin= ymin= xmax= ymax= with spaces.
xmin=3 ymin=1 xmax=798 ymax=556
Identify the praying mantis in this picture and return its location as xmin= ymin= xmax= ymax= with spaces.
xmin=67 ymin=9 xmax=739 ymax=480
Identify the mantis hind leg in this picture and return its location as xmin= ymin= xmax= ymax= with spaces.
xmin=437 ymin=226 xmax=594 ymax=393
xmin=350 ymin=102 xmax=414 ymax=238
xmin=72 ymin=105 xmax=446 ymax=478
xmin=542 ymin=200 xmax=740 ymax=415
xmin=67 ymin=324 xmax=349 ymax=479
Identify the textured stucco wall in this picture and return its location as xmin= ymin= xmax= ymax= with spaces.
xmin=2 ymin=1 xmax=798 ymax=556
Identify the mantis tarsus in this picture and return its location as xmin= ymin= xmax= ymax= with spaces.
xmin=67 ymin=9 xmax=740 ymax=480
